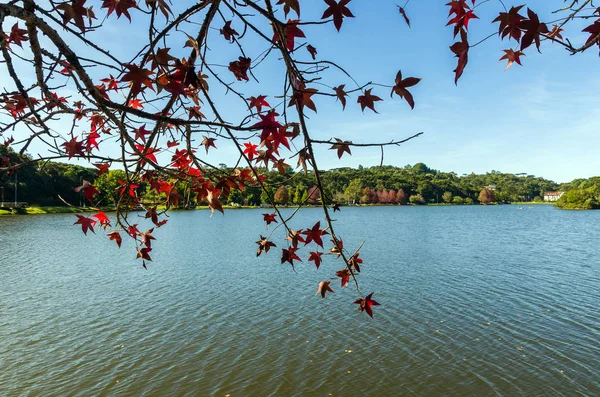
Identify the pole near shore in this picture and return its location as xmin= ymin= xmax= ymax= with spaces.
xmin=14 ymin=172 xmax=17 ymax=206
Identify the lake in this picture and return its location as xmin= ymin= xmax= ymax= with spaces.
xmin=0 ymin=205 xmax=599 ymax=396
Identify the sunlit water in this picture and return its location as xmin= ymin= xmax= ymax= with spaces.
xmin=0 ymin=205 xmax=598 ymax=396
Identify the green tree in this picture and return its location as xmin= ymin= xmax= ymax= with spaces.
xmin=442 ymin=191 xmax=453 ymax=203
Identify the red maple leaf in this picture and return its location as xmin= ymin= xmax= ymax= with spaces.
xmin=391 ymin=70 xmax=421 ymax=109
xmin=308 ymin=251 xmax=324 ymax=270
xmin=74 ymin=215 xmax=97 ymax=235
xmin=167 ymin=140 xmax=179 ymax=148
xmin=61 ymin=137 xmax=86 ymax=159
xmin=519 ymin=8 xmax=548 ymax=52
xmin=201 ymin=136 xmax=217 ymax=153
xmin=8 ymin=23 xmax=28 ymax=48
xmin=256 ymin=235 xmax=277 ymax=256
xmin=220 ymin=21 xmax=239 ymax=42
xmin=228 ymin=57 xmax=251 ymax=81
xmin=74 ymin=180 xmax=99 ymax=203
xmin=583 ymin=19 xmax=600 ymax=53
xmin=247 ymin=95 xmax=270 ymax=112
xmin=357 ymin=88 xmax=382 ymax=113
xmin=93 ymin=211 xmax=111 ymax=228
xmin=263 ymin=212 xmax=278 ymax=225
xmin=108 ymin=231 xmax=122 ymax=247
xmin=354 ymin=292 xmax=380 ymax=318
xmin=137 ymin=247 xmax=152 ymax=261
xmin=85 ymin=131 xmax=101 ymax=152
xmin=121 ymin=64 xmax=155 ymax=98
xmin=499 ymin=49 xmax=524 ymax=70
xmin=316 ymin=281 xmax=334 ymax=298
xmin=336 ymin=269 xmax=350 ymax=287
xmin=302 ymin=221 xmax=329 ymax=248
xmin=56 ymin=0 xmax=96 ymax=33
xmin=272 ymin=20 xmax=305 ymax=51
xmin=288 ymin=84 xmax=318 ymax=113
xmin=140 ymin=228 xmax=156 ymax=249
xmin=128 ymin=98 xmax=144 ymax=109
xmin=450 ymin=29 xmax=469 ymax=84
xmin=348 ymin=252 xmax=363 ymax=272
xmin=102 ymin=0 xmax=139 ymax=21
xmin=333 ymin=85 xmax=348 ymax=110
xmin=307 ymin=44 xmax=317 ymax=59
xmin=329 ymin=138 xmax=352 ymax=159
xmin=276 ymin=0 xmax=300 ymax=18
xmin=322 ymin=0 xmax=355 ymax=31
xmin=493 ymin=5 xmax=525 ymax=42
xmin=133 ymin=124 xmax=151 ymax=143
xmin=100 ymin=74 xmax=119 ymax=90
xmin=94 ymin=162 xmax=111 ymax=176
xmin=243 ymin=142 xmax=259 ymax=160
xmin=134 ymin=144 xmax=158 ymax=164
xmin=252 ymin=111 xmax=283 ymax=142
xmin=281 ymin=247 xmax=301 ymax=268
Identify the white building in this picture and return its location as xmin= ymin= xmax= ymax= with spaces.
xmin=543 ymin=191 xmax=564 ymax=202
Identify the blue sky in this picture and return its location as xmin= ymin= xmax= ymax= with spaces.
xmin=3 ymin=1 xmax=599 ymax=183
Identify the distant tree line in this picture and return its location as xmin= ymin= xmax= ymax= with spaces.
xmin=3 ymin=146 xmax=570 ymax=208
xmin=555 ymin=177 xmax=600 ymax=210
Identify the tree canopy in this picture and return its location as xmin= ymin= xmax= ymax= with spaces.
xmin=1 ymin=0 xmax=598 ymax=316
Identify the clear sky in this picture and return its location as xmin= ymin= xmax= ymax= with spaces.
xmin=3 ymin=1 xmax=599 ymax=183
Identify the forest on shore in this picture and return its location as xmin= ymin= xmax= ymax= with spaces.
xmin=5 ymin=146 xmax=597 ymax=209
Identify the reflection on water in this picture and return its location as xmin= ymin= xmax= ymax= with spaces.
xmin=0 ymin=205 xmax=598 ymax=396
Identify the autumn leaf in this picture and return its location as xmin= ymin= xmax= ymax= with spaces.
xmin=450 ymin=29 xmax=469 ymax=84
xmin=206 ymin=190 xmax=224 ymax=214
xmin=493 ymin=5 xmax=525 ymax=42
xmin=133 ymin=124 xmax=151 ymax=142
xmin=74 ymin=215 xmax=97 ymax=235
xmin=307 ymin=44 xmax=317 ymax=60
xmin=582 ymin=20 xmax=600 ymax=53
xmin=121 ymin=64 xmax=155 ymax=98
xmin=145 ymin=0 xmax=172 ymax=19
xmin=263 ymin=212 xmax=278 ymax=225
xmin=354 ymin=292 xmax=380 ymax=318
xmin=308 ymin=251 xmax=324 ymax=270
xmin=243 ymin=142 xmax=259 ymax=160
xmin=281 ymin=247 xmax=301 ymax=268
xmin=74 ymin=180 xmax=99 ymax=203
xmin=107 ymin=231 xmax=122 ymax=248
xmin=8 ymin=23 xmax=28 ymax=48
xmin=94 ymin=162 xmax=110 ymax=176
xmin=333 ymin=85 xmax=348 ymax=110
xmin=256 ymin=235 xmax=277 ymax=256
xmin=56 ymin=0 xmax=97 ymax=33
xmin=272 ymin=20 xmax=306 ymax=52
xmin=519 ymin=8 xmax=548 ymax=52
xmin=547 ymin=25 xmax=564 ymax=42
xmin=336 ymin=269 xmax=350 ymax=287
xmin=391 ymin=70 xmax=421 ymax=109
xmin=288 ymin=85 xmax=318 ymax=113
xmin=137 ymin=247 xmax=152 ymax=261
xmin=201 ymin=136 xmax=217 ymax=153
xmin=302 ymin=221 xmax=329 ymax=248
xmin=102 ymin=0 xmax=138 ymax=21
xmin=398 ymin=6 xmax=410 ymax=27
xmin=220 ymin=21 xmax=239 ymax=42
xmin=140 ymin=228 xmax=156 ymax=249
xmin=330 ymin=238 xmax=344 ymax=256
xmin=247 ymin=95 xmax=270 ymax=113
xmin=277 ymin=0 xmax=300 ymax=18
xmin=329 ymin=138 xmax=352 ymax=159
xmin=357 ymin=89 xmax=382 ymax=113
xmin=332 ymin=203 xmax=341 ymax=212
xmin=229 ymin=57 xmax=251 ymax=81
xmin=93 ymin=211 xmax=111 ymax=228
xmin=499 ymin=49 xmax=524 ymax=70
xmin=348 ymin=252 xmax=363 ymax=272
xmin=61 ymin=137 xmax=86 ymax=159
xmin=316 ymin=281 xmax=334 ymax=298
xmin=322 ymin=0 xmax=355 ymax=31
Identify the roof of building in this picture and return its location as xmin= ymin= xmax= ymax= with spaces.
xmin=544 ymin=191 xmax=563 ymax=196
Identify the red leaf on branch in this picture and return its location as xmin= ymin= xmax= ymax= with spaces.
xmin=93 ymin=211 xmax=111 ymax=228
xmin=357 ymin=88 xmax=382 ymax=113
xmin=583 ymin=19 xmax=600 ymax=53
xmin=308 ymin=251 xmax=324 ymax=270
xmin=94 ymin=162 xmax=111 ymax=176
xmin=137 ymin=247 xmax=152 ymax=261
xmin=263 ymin=212 xmax=278 ymax=225
xmin=348 ymin=252 xmax=363 ymax=272
xmin=243 ymin=142 xmax=259 ymax=160
xmin=307 ymin=44 xmax=317 ymax=59
xmin=277 ymin=0 xmax=300 ymax=18
xmin=256 ymin=235 xmax=277 ymax=256
xmin=61 ymin=137 xmax=86 ymax=159
xmin=519 ymin=8 xmax=548 ymax=52
xmin=74 ymin=215 xmax=97 ymax=235
xmin=316 ymin=281 xmax=334 ymax=298
xmin=398 ymin=7 xmax=411 ymax=27
xmin=493 ymin=6 xmax=525 ymax=42
xmin=56 ymin=0 xmax=97 ymax=33
xmin=450 ymin=29 xmax=469 ymax=84
xmin=133 ymin=124 xmax=151 ymax=143
xmin=121 ymin=64 xmax=155 ymax=98
xmin=247 ymin=95 xmax=270 ymax=113
xmin=336 ymin=269 xmax=350 ymax=287
xmin=329 ymin=138 xmax=352 ymax=159
xmin=354 ymin=293 xmax=380 ymax=318
xmin=140 ymin=228 xmax=155 ymax=249
xmin=228 ymin=57 xmax=251 ymax=81
xmin=499 ymin=49 xmax=524 ymax=70
xmin=102 ymin=0 xmax=138 ymax=21
xmin=288 ymin=83 xmax=318 ymax=113
xmin=391 ymin=70 xmax=421 ymax=109
xmin=302 ymin=221 xmax=329 ymax=248
xmin=281 ymin=247 xmax=301 ymax=268
xmin=547 ymin=25 xmax=564 ymax=42
xmin=272 ymin=20 xmax=306 ymax=52
xmin=201 ymin=136 xmax=217 ymax=153
xmin=322 ymin=0 xmax=355 ymax=31
xmin=333 ymin=85 xmax=348 ymax=110
xmin=8 ymin=23 xmax=28 ymax=48
xmin=108 ymin=231 xmax=122 ymax=247
xmin=220 ymin=21 xmax=239 ymax=42
xmin=74 ymin=180 xmax=99 ymax=204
